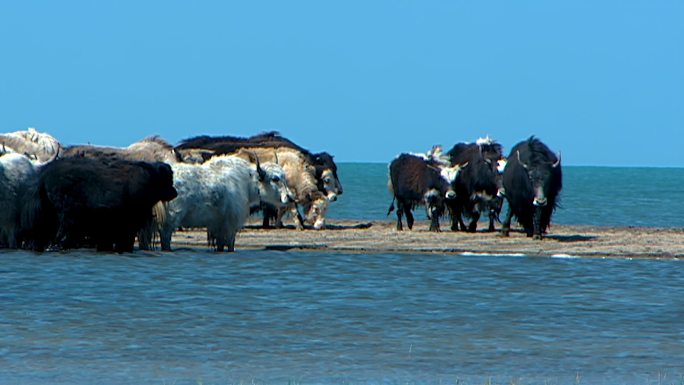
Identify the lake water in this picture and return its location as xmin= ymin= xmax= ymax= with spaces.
xmin=1 ymin=164 xmax=683 ymax=385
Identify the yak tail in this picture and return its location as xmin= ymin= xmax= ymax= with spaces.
xmin=138 ymin=201 xmax=167 ymax=250
xmin=386 ymin=176 xmax=396 ymax=216
xmin=387 ymin=196 xmax=396 ymax=216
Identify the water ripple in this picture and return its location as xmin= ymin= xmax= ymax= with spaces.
xmin=0 ymin=250 xmax=683 ymax=384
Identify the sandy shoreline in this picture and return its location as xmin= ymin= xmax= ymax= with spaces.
xmin=171 ymin=219 xmax=684 ymax=259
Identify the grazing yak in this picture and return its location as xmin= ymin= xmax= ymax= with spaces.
xmin=175 ymin=132 xmax=342 ymax=229
xmin=233 ymin=147 xmax=327 ymax=229
xmin=0 ymin=153 xmax=37 ymax=248
xmin=175 ymin=132 xmax=342 ymax=199
xmin=500 ymin=136 xmax=562 ymax=240
xmin=387 ymin=153 xmax=464 ymax=232
xmin=160 ymin=155 xmax=292 ymax=252
xmin=22 ymin=157 xmax=177 ymax=252
xmin=445 ymin=137 xmax=506 ymax=232
xmin=0 ymin=128 xmax=62 ymax=164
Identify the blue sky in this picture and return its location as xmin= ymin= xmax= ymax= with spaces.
xmin=1 ymin=1 xmax=682 ymax=166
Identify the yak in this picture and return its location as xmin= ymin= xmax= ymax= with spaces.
xmin=60 ymin=136 xmax=182 ymax=250
xmin=175 ymin=132 xmax=342 ymax=229
xmin=445 ymin=137 xmax=506 ymax=232
xmin=175 ymin=132 xmax=342 ymax=200
xmin=500 ymin=136 xmax=562 ymax=240
xmin=160 ymin=155 xmax=281 ymax=252
xmin=22 ymin=157 xmax=177 ymax=252
xmin=0 ymin=153 xmax=37 ymax=248
xmin=387 ymin=153 xmax=463 ymax=232
xmin=232 ymin=147 xmax=323 ymax=229
xmin=0 ymin=128 xmax=62 ymax=164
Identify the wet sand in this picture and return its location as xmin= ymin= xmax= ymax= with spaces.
xmin=171 ymin=219 xmax=684 ymax=259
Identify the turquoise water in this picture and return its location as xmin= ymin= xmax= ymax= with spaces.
xmin=330 ymin=163 xmax=684 ymax=228
xmin=1 ymin=165 xmax=683 ymax=385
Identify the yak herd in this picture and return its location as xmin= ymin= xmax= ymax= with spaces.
xmin=389 ymin=136 xmax=562 ymax=239
xmin=0 ymin=128 xmax=342 ymax=252
xmin=0 ymin=128 xmax=562 ymax=253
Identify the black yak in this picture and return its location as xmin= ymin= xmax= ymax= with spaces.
xmin=387 ymin=153 xmax=463 ymax=232
xmin=22 ymin=157 xmax=177 ymax=252
xmin=445 ymin=137 xmax=506 ymax=232
xmin=500 ymin=136 xmax=562 ymax=240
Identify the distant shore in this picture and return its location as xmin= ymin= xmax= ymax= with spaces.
xmin=171 ymin=219 xmax=684 ymax=259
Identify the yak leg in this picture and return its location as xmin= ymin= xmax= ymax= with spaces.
xmin=405 ymin=206 xmax=415 ymax=230
xmin=137 ymin=218 xmax=155 ymax=250
xmin=159 ymin=224 xmax=174 ymax=251
xmin=500 ymin=206 xmax=513 ymax=237
xmin=55 ymin=213 xmax=81 ymax=250
xmin=214 ymin=232 xmax=226 ymax=252
xmin=114 ymin=230 xmax=136 ymax=253
xmin=224 ymin=230 xmax=237 ymax=252
xmin=451 ymin=202 xmax=467 ymax=231
xmin=211 ymin=223 xmax=232 ymax=252
xmin=289 ymin=203 xmax=305 ymax=230
xmin=294 ymin=209 xmax=305 ymax=229
xmin=395 ymin=201 xmax=404 ymax=231
xmin=488 ymin=210 xmax=497 ymax=232
xmin=262 ymin=205 xmax=277 ymax=228
xmin=276 ymin=202 xmax=304 ymax=230
xmin=487 ymin=197 xmax=502 ymax=232
xmin=532 ymin=206 xmax=543 ymax=240
xmin=447 ymin=202 xmax=459 ymax=232
xmin=429 ymin=213 xmax=441 ymax=232
xmin=458 ymin=210 xmax=468 ymax=231
xmin=467 ymin=209 xmax=480 ymax=233
xmin=275 ymin=207 xmax=286 ymax=228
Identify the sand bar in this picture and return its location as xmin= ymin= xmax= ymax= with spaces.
xmin=171 ymin=220 xmax=684 ymax=259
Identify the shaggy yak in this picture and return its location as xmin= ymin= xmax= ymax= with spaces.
xmin=174 ymin=131 xmax=342 ymax=229
xmin=0 ymin=127 xmax=62 ymax=164
xmin=445 ymin=137 xmax=506 ymax=232
xmin=387 ymin=153 xmax=464 ymax=232
xmin=160 ymin=154 xmax=292 ymax=252
xmin=0 ymin=153 xmax=37 ymax=248
xmin=500 ymin=136 xmax=562 ymax=240
xmin=22 ymin=157 xmax=177 ymax=252
xmin=60 ymin=136 xmax=180 ymax=249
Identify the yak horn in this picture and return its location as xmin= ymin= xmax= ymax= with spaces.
xmin=552 ymin=152 xmax=561 ymax=168
xmin=252 ymin=151 xmax=267 ymax=180
xmin=516 ymin=150 xmax=528 ymax=169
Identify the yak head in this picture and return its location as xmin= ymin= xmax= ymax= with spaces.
xmin=439 ymin=162 xmax=467 ymax=200
xmin=517 ymin=150 xmax=561 ymax=207
xmin=259 ymin=161 xmax=295 ymax=207
xmin=314 ymin=152 xmax=343 ymax=202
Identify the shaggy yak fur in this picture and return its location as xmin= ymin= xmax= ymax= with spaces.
xmin=0 ymin=128 xmax=62 ymax=164
xmin=160 ymin=155 xmax=292 ymax=252
xmin=500 ymin=136 xmax=562 ymax=240
xmin=387 ymin=153 xmax=463 ymax=232
xmin=22 ymin=157 xmax=177 ymax=252
xmin=0 ymin=153 xmax=37 ymax=248
xmin=445 ymin=139 xmax=505 ymax=232
xmin=175 ymin=132 xmax=342 ymax=228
